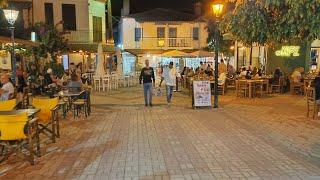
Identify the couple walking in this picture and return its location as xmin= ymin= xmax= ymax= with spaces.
xmin=139 ymin=60 xmax=180 ymax=107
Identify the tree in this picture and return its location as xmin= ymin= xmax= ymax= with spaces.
xmin=32 ymin=22 xmax=69 ymax=77
xmin=219 ymin=1 xmax=268 ymax=65
xmin=32 ymin=22 xmax=69 ymax=60
xmin=220 ymin=0 xmax=320 ymax=45
xmin=264 ymin=0 xmax=320 ymax=43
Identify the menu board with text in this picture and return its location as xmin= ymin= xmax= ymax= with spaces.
xmin=193 ymin=81 xmax=212 ymax=107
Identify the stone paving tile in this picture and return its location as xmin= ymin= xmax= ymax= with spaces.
xmin=1 ymin=87 xmax=320 ymax=179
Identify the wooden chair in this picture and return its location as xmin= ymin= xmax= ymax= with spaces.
xmin=0 ymin=99 xmax=16 ymax=111
xmin=102 ymin=75 xmax=111 ymax=91
xmin=227 ymin=78 xmax=236 ymax=90
xmin=255 ymin=80 xmax=268 ymax=98
xmin=71 ymin=91 xmax=90 ymax=119
xmin=290 ymin=78 xmax=303 ymax=95
xmin=0 ymin=113 xmax=39 ymax=165
xmin=306 ymin=87 xmax=319 ymax=119
xmin=271 ymin=77 xmax=284 ymax=94
xmin=32 ymin=98 xmax=59 ymax=143
xmin=237 ymin=80 xmax=249 ymax=98
xmin=217 ymin=82 xmax=226 ymax=95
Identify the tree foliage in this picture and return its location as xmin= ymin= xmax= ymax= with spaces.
xmin=220 ymin=1 xmax=268 ymax=46
xmin=32 ymin=22 xmax=69 ymax=60
xmin=219 ymin=0 xmax=320 ymax=46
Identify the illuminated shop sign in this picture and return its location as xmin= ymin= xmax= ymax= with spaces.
xmin=275 ymin=46 xmax=300 ymax=57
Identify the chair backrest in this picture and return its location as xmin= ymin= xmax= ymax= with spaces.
xmin=32 ymin=97 xmax=58 ymax=123
xmin=306 ymin=87 xmax=316 ymax=102
xmin=0 ymin=112 xmax=28 ymax=140
xmin=0 ymin=99 xmax=16 ymax=111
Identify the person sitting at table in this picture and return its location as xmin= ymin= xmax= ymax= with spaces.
xmin=251 ymin=67 xmax=260 ymax=79
xmin=205 ymin=65 xmax=214 ymax=76
xmin=240 ymin=67 xmax=247 ymax=78
xmin=258 ymin=68 xmax=263 ymax=77
xmin=68 ymin=73 xmax=83 ymax=93
xmin=291 ymin=67 xmax=304 ymax=83
xmin=187 ymin=68 xmax=195 ymax=77
xmin=218 ymin=59 xmax=227 ymax=74
xmin=272 ymin=67 xmax=282 ymax=84
xmin=0 ymin=74 xmax=14 ymax=101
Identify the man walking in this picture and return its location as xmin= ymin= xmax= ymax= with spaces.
xmin=139 ymin=60 xmax=155 ymax=107
xmin=162 ymin=62 xmax=180 ymax=106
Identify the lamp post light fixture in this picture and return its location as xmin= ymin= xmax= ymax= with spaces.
xmin=3 ymin=9 xmax=19 ymax=84
xmin=211 ymin=0 xmax=224 ymax=108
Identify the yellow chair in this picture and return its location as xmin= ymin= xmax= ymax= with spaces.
xmin=0 ymin=99 xmax=16 ymax=111
xmin=0 ymin=113 xmax=39 ymax=165
xmin=32 ymin=97 xmax=59 ymax=143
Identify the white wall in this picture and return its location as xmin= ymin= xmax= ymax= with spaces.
xmin=33 ymin=0 xmax=89 ymax=30
xmin=120 ymin=17 xmax=209 ymax=50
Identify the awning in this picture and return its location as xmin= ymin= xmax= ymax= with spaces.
xmin=0 ymin=36 xmax=39 ymax=46
xmin=68 ymin=43 xmax=115 ymax=53
xmin=190 ymin=50 xmax=214 ymax=57
xmin=162 ymin=50 xmax=195 ymax=57
xmin=125 ymin=49 xmax=195 ymax=56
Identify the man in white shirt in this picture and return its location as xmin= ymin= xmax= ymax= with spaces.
xmin=0 ymin=74 xmax=14 ymax=101
xmin=162 ymin=62 xmax=180 ymax=106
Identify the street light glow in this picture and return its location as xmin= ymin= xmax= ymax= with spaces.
xmin=211 ymin=3 xmax=224 ymax=17
xmin=3 ymin=9 xmax=19 ymax=25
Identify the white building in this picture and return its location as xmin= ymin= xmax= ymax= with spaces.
xmin=5 ymin=0 xmax=114 ymax=69
xmin=118 ymin=8 xmax=209 ymax=74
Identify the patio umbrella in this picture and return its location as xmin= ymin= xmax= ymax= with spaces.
xmin=95 ymin=43 xmax=105 ymax=76
xmin=115 ymin=47 xmax=123 ymax=75
xmin=161 ymin=50 xmax=195 ymax=57
xmin=190 ymin=50 xmax=214 ymax=57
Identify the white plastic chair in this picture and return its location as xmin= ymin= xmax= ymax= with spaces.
xmin=102 ymin=75 xmax=111 ymax=91
xmin=111 ymin=74 xmax=119 ymax=90
xmin=93 ymin=75 xmax=101 ymax=91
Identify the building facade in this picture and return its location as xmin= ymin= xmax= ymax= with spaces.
xmin=118 ymin=8 xmax=209 ymax=74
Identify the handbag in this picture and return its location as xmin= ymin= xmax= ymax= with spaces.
xmin=154 ymin=87 xmax=162 ymax=97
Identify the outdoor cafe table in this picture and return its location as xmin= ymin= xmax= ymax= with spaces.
xmin=0 ymin=109 xmax=41 ymax=118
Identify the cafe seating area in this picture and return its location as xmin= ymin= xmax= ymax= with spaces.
xmin=0 ymin=84 xmax=92 ymax=165
xmin=93 ymin=72 xmax=139 ymax=92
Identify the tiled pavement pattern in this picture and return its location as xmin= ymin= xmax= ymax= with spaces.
xmin=1 ymin=87 xmax=320 ymax=179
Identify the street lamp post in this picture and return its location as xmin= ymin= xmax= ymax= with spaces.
xmin=211 ymin=1 xmax=224 ymax=108
xmin=3 ymin=9 xmax=19 ymax=84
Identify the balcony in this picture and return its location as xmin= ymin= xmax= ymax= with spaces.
xmin=63 ymin=30 xmax=107 ymax=44
xmin=135 ymin=37 xmax=200 ymax=50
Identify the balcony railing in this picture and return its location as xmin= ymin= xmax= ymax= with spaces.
xmin=63 ymin=30 xmax=106 ymax=44
xmin=136 ymin=37 xmax=200 ymax=49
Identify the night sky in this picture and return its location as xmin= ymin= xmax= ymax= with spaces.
xmin=112 ymin=0 xmax=196 ymax=16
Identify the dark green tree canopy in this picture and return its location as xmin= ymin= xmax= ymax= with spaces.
xmin=219 ymin=0 xmax=320 ymax=46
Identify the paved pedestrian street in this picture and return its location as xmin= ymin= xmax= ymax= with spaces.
xmin=2 ymin=87 xmax=320 ymax=179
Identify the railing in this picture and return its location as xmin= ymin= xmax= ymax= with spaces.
xmin=136 ymin=37 xmax=199 ymax=49
xmin=63 ymin=30 xmax=107 ymax=44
